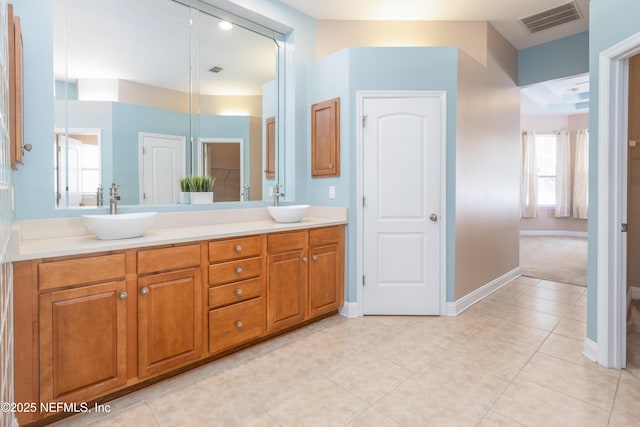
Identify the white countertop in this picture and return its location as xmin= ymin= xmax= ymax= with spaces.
xmin=12 ymin=206 xmax=348 ymax=261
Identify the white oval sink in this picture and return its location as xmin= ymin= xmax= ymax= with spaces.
xmin=82 ymin=212 xmax=158 ymax=240
xmin=267 ymin=205 xmax=310 ymax=223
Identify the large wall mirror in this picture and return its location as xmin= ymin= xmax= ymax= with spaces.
xmin=53 ymin=0 xmax=284 ymax=208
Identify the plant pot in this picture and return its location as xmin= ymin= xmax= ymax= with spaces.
xmin=179 ymin=192 xmax=191 ymax=204
xmin=190 ymin=191 xmax=214 ymax=204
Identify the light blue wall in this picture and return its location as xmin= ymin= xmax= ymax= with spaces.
xmin=587 ymin=0 xmax=640 ymax=342
xmin=12 ymin=0 xmax=316 ymax=219
xmin=306 ymin=46 xmax=458 ymax=302
xmin=518 ymin=32 xmax=589 ymax=86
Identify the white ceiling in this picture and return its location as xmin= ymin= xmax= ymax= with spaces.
xmin=278 ymin=0 xmax=589 ymax=50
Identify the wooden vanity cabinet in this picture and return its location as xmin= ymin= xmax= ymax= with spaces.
xmin=308 ymin=226 xmax=345 ymax=319
xmin=136 ymin=244 xmax=204 ymax=379
xmin=36 ymin=254 xmax=128 ymax=407
xmin=267 ymin=231 xmax=308 ymax=333
xmin=208 ymin=235 xmax=265 ymax=354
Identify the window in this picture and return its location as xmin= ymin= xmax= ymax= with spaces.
xmin=535 ymin=133 xmax=557 ymax=206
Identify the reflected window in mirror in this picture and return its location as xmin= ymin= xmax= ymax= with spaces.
xmin=54 ymin=130 xmax=101 ymax=208
xmin=53 ymin=0 xmax=286 ymax=208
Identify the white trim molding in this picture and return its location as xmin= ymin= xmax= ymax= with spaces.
xmin=596 ymin=31 xmax=640 ymax=369
xmin=519 ymin=230 xmax=588 ymax=238
xmin=445 ymin=268 xmax=521 ymax=316
xmin=339 ymin=302 xmax=360 ymax=318
xmin=583 ymin=337 xmax=598 ymax=363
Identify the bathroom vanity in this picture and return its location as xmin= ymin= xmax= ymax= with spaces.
xmin=12 ymin=207 xmax=346 ymax=425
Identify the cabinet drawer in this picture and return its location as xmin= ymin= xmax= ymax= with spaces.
xmin=309 ymin=226 xmax=341 ymax=246
xmin=209 ymin=277 xmax=262 ymax=309
xmin=138 ymin=244 xmax=200 ymax=275
xmin=208 ymin=257 xmax=262 ymax=286
xmin=209 ymin=236 xmax=262 ymax=263
xmin=267 ymin=231 xmax=306 ymax=253
xmin=38 ymin=254 xmax=125 ymax=291
xmin=209 ymin=298 xmax=264 ymax=354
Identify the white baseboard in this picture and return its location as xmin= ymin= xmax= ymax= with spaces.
xmin=339 ymin=302 xmax=360 ymax=318
xmin=445 ymin=267 xmax=521 ymax=316
xmin=520 ymin=230 xmax=588 ymax=238
xmin=583 ymin=337 xmax=598 ymax=363
xmin=12 ymin=414 xmax=18 ymax=427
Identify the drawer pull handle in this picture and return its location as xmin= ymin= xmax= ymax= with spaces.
xmin=140 ymin=287 xmax=149 ymax=295
xmin=302 ymin=257 xmax=308 ymax=263
xmin=312 ymin=255 xmax=318 ymax=261
xmin=235 ymin=245 xmax=242 ymax=253
xmin=118 ymin=291 xmax=127 ymax=300
xmin=235 ymin=288 xmax=243 ymax=296
xmin=236 ymin=321 xmax=243 ymax=329
xmin=236 ymin=267 xmax=243 ymax=274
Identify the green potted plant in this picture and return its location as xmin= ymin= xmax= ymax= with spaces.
xmin=179 ymin=176 xmax=216 ymax=204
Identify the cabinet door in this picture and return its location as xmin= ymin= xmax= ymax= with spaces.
xmin=39 ymin=281 xmax=127 ymax=405
xmin=311 ymin=97 xmax=340 ymax=177
xmin=267 ymin=250 xmax=307 ymax=332
xmin=308 ymin=244 xmax=343 ymax=318
xmin=138 ymin=268 xmax=202 ymax=379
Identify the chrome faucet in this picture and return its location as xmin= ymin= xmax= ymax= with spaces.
xmin=109 ymin=183 xmax=121 ymax=215
xmin=273 ymin=184 xmax=284 ymax=206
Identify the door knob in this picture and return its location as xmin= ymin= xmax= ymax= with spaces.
xmin=430 ymin=214 xmax=438 ymax=222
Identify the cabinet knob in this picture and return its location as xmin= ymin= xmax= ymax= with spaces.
xmin=140 ymin=287 xmax=149 ymax=295
xmin=236 ymin=267 xmax=243 ymax=274
xmin=235 ymin=321 xmax=243 ymax=329
xmin=302 ymin=257 xmax=308 ymax=263
xmin=235 ymin=288 xmax=243 ymax=296
xmin=312 ymin=255 xmax=318 ymax=261
xmin=328 ymin=163 xmax=334 ymax=169
xmin=235 ymin=245 xmax=242 ymax=253
xmin=118 ymin=291 xmax=127 ymax=300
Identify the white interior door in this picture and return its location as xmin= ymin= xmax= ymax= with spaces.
xmin=57 ymin=135 xmax=83 ymax=208
xmin=140 ymin=133 xmax=186 ymax=205
xmin=362 ymin=94 xmax=444 ymax=315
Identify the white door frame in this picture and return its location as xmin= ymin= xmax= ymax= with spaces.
xmin=196 ymin=137 xmax=245 ymax=190
xmin=355 ymin=90 xmax=448 ymax=317
xmin=596 ymin=32 xmax=640 ymax=368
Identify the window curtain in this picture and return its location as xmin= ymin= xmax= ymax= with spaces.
xmin=573 ymin=129 xmax=589 ymax=219
xmin=521 ymin=131 xmax=538 ymax=218
xmin=555 ymin=131 xmax=571 ymax=217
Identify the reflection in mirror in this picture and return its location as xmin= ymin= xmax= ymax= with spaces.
xmin=54 ymin=0 xmax=282 ymax=208
xmin=54 ymin=129 xmax=101 ymax=208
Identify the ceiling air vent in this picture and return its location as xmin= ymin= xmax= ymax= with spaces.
xmin=520 ymin=1 xmax=581 ymax=34
xmin=209 ymin=66 xmax=224 ymax=74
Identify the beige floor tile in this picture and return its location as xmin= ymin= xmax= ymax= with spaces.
xmin=322 ymin=354 xmax=413 ymax=404
xmin=470 ymin=298 xmax=562 ymax=331
xmin=609 ymin=371 xmax=640 ymax=426
xmin=500 ymin=280 xmax=537 ymax=295
xmin=266 ymin=375 xmax=369 ymax=427
xmin=553 ymin=318 xmax=587 ymax=340
xmin=512 ymin=276 xmax=542 ymax=286
xmin=562 ymin=304 xmax=587 ymax=322
xmin=574 ymin=293 xmax=588 ymax=307
xmin=512 ymin=294 xmax=574 ymax=317
xmin=493 ymin=377 xmax=610 ymax=427
xmin=464 ymin=320 xmax=549 ymax=354
xmin=519 ymin=352 xmax=620 ymax=410
xmin=485 ymin=288 xmax=522 ymax=304
xmin=526 ymin=285 xmax=584 ymax=304
xmin=538 ymin=333 xmax=593 ymax=366
xmin=478 ymin=411 xmax=526 ymax=426
xmin=374 ymin=376 xmax=489 ymax=426
xmin=84 ymin=403 xmax=159 ymax=427
xmin=536 ymin=280 xmax=586 ymax=294
xmin=345 ymin=407 xmax=401 ymax=427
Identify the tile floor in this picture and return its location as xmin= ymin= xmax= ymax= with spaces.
xmin=55 ymin=276 xmax=640 ymax=426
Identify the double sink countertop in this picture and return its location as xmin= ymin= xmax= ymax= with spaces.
xmin=12 ymin=206 xmax=348 ymax=261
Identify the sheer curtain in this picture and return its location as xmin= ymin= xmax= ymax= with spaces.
xmin=555 ymin=131 xmax=571 ymax=217
xmin=521 ymin=131 xmax=538 ymax=217
xmin=573 ymin=129 xmax=589 ymax=219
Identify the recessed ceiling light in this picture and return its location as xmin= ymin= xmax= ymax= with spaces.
xmin=218 ymin=21 xmax=232 ymax=31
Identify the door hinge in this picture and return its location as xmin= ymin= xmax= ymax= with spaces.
xmin=362 ymin=115 xmax=367 ymax=127
xmin=362 ymin=275 xmax=365 ymax=286
xmin=143 ymin=192 xmax=146 ymax=200
xmin=362 ymin=196 xmax=365 ymax=207
xmin=622 ymin=223 xmax=628 ymax=233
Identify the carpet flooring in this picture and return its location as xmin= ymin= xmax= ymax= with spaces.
xmin=519 ymin=236 xmax=588 ymax=287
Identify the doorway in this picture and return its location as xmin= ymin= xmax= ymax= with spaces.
xmin=357 ymin=91 xmax=446 ymax=316
xmin=198 ymin=138 xmax=244 ymax=202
